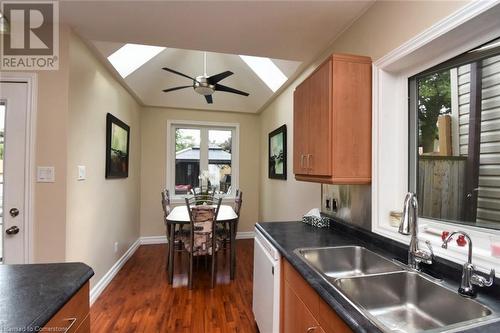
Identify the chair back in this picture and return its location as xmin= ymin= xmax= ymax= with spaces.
xmin=234 ymin=190 xmax=243 ymax=216
xmin=161 ymin=189 xmax=172 ymax=223
xmin=185 ymin=196 xmax=222 ymax=255
xmin=190 ymin=186 xmax=216 ymax=203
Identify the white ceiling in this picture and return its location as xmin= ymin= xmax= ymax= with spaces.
xmin=62 ymin=1 xmax=374 ymax=113
xmin=92 ymin=42 xmax=301 ymax=112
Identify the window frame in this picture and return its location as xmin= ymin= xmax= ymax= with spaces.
xmin=166 ymin=120 xmax=240 ymax=203
xmin=372 ymin=1 xmax=500 ymax=276
xmin=408 ymin=41 xmax=500 ymax=229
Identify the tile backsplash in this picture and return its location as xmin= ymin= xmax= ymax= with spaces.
xmin=321 ymin=184 xmax=371 ymax=231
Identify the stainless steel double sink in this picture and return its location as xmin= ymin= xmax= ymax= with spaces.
xmin=294 ymin=246 xmax=496 ymax=332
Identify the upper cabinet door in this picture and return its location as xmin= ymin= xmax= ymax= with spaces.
xmin=293 ymin=80 xmax=309 ymax=175
xmin=307 ymin=59 xmax=332 ymax=177
xmin=331 ymin=58 xmax=372 ymax=181
xmin=293 ymin=53 xmax=372 ymax=184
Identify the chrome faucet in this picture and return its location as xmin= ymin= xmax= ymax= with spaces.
xmin=442 ymin=231 xmax=495 ymax=298
xmin=398 ymin=193 xmax=433 ymax=270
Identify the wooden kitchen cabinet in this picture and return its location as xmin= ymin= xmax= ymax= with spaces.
xmin=281 ymin=259 xmax=353 ymax=333
xmin=42 ymin=282 xmax=90 ymax=333
xmin=283 ymin=281 xmax=325 ymax=333
xmin=293 ymin=54 xmax=372 ymax=184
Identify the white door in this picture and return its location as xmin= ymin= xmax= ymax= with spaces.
xmin=0 ymin=82 xmax=28 ymax=264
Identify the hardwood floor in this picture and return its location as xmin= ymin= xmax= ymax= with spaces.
xmin=90 ymin=240 xmax=258 ymax=333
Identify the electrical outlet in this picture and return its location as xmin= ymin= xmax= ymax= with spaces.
xmin=114 ymin=242 xmax=119 ymax=253
xmin=325 ymin=198 xmax=331 ymax=210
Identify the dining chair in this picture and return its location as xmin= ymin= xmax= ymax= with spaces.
xmin=234 ymin=189 xmax=243 ymax=220
xmin=184 ymin=196 xmax=222 ymax=289
xmin=161 ymin=189 xmax=172 ymax=234
xmin=190 ymin=186 xmax=216 ymax=204
xmin=217 ymin=189 xmax=243 ymax=246
xmin=229 ymin=190 xmax=243 ymax=279
xmin=162 ymin=189 xmax=188 ymax=269
xmin=161 ymin=189 xmax=173 ymax=269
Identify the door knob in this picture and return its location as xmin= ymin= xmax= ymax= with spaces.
xmin=5 ymin=226 xmax=20 ymax=235
xmin=9 ymin=208 xmax=19 ymax=217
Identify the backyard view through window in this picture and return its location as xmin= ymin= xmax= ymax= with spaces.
xmin=412 ymin=38 xmax=500 ymax=229
xmin=174 ymin=125 xmax=235 ymax=196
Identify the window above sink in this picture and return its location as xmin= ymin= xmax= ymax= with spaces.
xmin=408 ymin=38 xmax=500 ymax=231
xmin=371 ymin=2 xmax=500 ymax=277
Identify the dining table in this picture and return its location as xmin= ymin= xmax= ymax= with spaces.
xmin=165 ymin=204 xmax=238 ymax=284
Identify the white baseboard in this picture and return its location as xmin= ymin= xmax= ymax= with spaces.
xmin=89 ymin=238 xmax=140 ymax=305
xmin=236 ymin=231 xmax=255 ymax=239
xmin=140 ymin=235 xmax=168 ymax=244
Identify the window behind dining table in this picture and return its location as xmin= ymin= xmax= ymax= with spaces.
xmin=171 ymin=123 xmax=237 ymax=197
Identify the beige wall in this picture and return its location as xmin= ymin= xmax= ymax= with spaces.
xmin=33 ymin=26 xmax=71 ymax=262
xmin=140 ymin=107 xmax=260 ymax=236
xmin=328 ymin=1 xmax=469 ymax=61
xmin=258 ymin=0 xmax=468 ymax=222
xmin=66 ymin=32 xmax=141 ymax=286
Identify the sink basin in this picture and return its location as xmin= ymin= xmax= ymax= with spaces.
xmin=334 ymin=271 xmax=493 ymax=332
xmin=294 ymin=246 xmax=404 ymax=279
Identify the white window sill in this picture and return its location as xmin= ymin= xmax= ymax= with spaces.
xmin=373 ymin=220 xmax=500 ymax=278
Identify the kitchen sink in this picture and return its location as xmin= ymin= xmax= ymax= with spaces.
xmin=294 ymin=246 xmax=404 ymax=280
xmin=333 ymin=271 xmax=493 ymax=332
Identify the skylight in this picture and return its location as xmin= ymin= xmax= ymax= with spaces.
xmin=239 ymin=55 xmax=287 ymax=92
xmin=108 ymin=43 xmax=165 ymax=78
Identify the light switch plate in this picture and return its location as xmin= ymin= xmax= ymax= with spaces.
xmin=37 ymin=166 xmax=55 ymax=183
xmin=77 ymin=165 xmax=86 ymax=181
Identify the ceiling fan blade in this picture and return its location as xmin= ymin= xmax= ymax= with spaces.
xmin=162 ymin=67 xmax=198 ymax=82
xmin=207 ymin=71 xmax=233 ymax=84
xmin=215 ymin=84 xmax=249 ymax=96
xmin=205 ymin=94 xmax=213 ymax=104
xmin=162 ymin=85 xmax=192 ymax=93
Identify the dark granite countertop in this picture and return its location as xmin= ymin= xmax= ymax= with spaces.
xmin=0 ymin=262 xmax=94 ymax=331
xmin=256 ymin=221 xmax=500 ymax=333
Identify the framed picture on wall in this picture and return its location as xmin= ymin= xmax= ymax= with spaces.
xmin=268 ymin=124 xmax=287 ymax=180
xmin=105 ymin=113 xmax=130 ymax=178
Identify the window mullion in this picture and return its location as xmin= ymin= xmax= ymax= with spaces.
xmin=200 ymin=127 xmax=209 ymax=172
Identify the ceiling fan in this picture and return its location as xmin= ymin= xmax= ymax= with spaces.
xmin=162 ymin=52 xmax=249 ymax=104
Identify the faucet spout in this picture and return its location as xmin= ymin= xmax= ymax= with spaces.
xmin=441 ymin=230 xmax=495 ymax=298
xmin=399 ymin=193 xmax=416 ymax=236
xmin=398 ymin=193 xmax=432 ymax=270
xmin=442 ymin=231 xmax=473 ymax=264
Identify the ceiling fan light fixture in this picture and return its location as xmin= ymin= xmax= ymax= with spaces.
xmin=193 ymin=76 xmax=215 ymax=96
xmin=194 ymin=86 xmax=214 ymax=96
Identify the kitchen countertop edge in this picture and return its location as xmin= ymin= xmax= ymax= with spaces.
xmin=1 ymin=262 xmax=95 ymax=331
xmin=31 ymin=263 xmax=94 ymax=329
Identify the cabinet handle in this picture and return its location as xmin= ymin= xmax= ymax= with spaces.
xmin=306 ymin=154 xmax=312 ymax=170
xmin=63 ymin=317 xmax=77 ymax=333
xmin=306 ymin=327 xmax=318 ymax=333
xmin=300 ymin=154 xmax=305 ymax=169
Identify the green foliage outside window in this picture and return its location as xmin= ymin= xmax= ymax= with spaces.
xmin=418 ymin=70 xmax=452 ymax=153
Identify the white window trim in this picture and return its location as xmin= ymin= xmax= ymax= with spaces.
xmin=372 ymin=0 xmax=500 ymax=276
xmin=166 ymin=120 xmax=240 ymax=204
